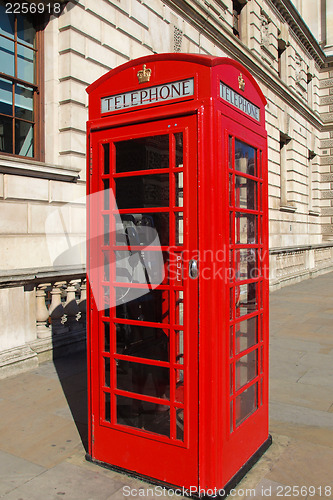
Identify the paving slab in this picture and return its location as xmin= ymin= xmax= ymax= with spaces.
xmin=0 ymin=272 xmax=333 ymax=498
xmin=0 ymin=451 xmax=45 ymax=497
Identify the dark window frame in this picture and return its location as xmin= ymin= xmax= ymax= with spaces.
xmin=0 ymin=4 xmax=44 ymax=161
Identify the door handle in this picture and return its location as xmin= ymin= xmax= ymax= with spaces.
xmin=189 ymin=259 xmax=198 ymax=279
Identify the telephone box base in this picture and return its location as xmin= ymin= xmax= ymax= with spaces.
xmin=85 ymin=435 xmax=272 ymax=498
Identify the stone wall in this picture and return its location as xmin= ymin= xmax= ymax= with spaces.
xmin=1 ymin=0 xmax=333 ymax=376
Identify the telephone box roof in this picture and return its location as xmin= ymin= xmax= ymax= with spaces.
xmin=86 ymin=53 xmax=266 ymax=106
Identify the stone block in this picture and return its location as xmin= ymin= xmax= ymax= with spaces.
xmin=5 ymin=175 xmax=49 ymax=202
xmin=59 ymin=79 xmax=87 ymax=107
xmin=117 ymin=11 xmax=143 ymax=43
xmin=85 ymin=0 xmax=117 ymax=25
xmin=69 ymin=205 xmax=86 ymax=234
xmin=29 ymin=203 xmax=70 ymax=235
xmin=144 ymin=19 xmax=172 ymax=53
xmin=102 ymin=23 xmax=131 ymax=57
xmin=130 ymin=1 xmax=149 ymax=28
xmin=0 ymin=287 xmax=35 ymax=351
xmin=59 ymin=6 xmax=102 ymax=42
xmin=49 ymin=181 xmax=86 ymax=204
xmin=59 ymin=27 xmax=86 ymax=57
xmin=59 ymin=129 xmax=86 ymax=156
xmin=0 ymin=202 xmax=28 ymax=234
xmin=59 ymin=52 xmax=106 ymax=84
xmin=0 ymin=174 xmax=3 ymax=198
xmin=59 ymin=102 xmax=87 ymax=133
xmin=86 ymin=40 xmax=119 ymax=69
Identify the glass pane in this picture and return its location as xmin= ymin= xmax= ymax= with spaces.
xmin=103 ymin=179 xmax=109 ymax=209
xmin=175 ymin=212 xmax=183 ymax=245
xmin=175 ymin=330 xmax=184 ymax=364
xmin=229 ymin=173 xmax=233 ymax=206
xmin=230 ymin=400 xmax=234 ymax=433
xmin=0 ymin=78 xmax=12 ymax=115
xmin=15 ymin=84 xmax=33 ymax=121
xmin=176 ymin=408 xmax=184 ymax=441
xmin=104 ymin=322 xmax=110 ymax=352
xmin=115 ymin=135 xmax=169 ymax=173
xmin=17 ymin=14 xmax=35 ymax=47
xmin=229 ymin=211 xmax=234 ymax=244
xmin=103 ymin=143 xmax=110 ymax=174
xmin=104 ymin=357 xmax=110 ymax=387
xmin=175 ymin=172 xmax=183 ymax=207
xmin=103 ymin=252 xmax=110 ymax=281
xmin=229 ymin=325 xmax=233 ymax=357
xmin=17 ymin=44 xmax=35 ymax=83
xmin=175 ymin=133 xmax=183 ymax=167
xmin=115 ymin=174 xmax=169 ymax=209
xmin=117 ymin=360 xmax=169 ymax=399
xmin=0 ymin=115 xmax=13 ymax=154
xmin=15 ymin=120 xmax=33 ymax=157
xmin=236 ymin=316 xmax=257 ymax=354
xmin=230 ymin=364 xmax=233 ymax=395
xmin=103 ymin=286 xmax=110 ymax=316
xmin=175 ymin=369 xmax=184 ymax=403
xmin=235 ymin=213 xmax=257 ymax=244
xmin=115 ymin=289 xmax=169 ymax=323
xmin=175 ymin=291 xmax=184 ymax=326
xmin=115 ymin=213 xmax=169 ymax=247
xmin=117 ymin=395 xmax=170 ymax=437
xmin=116 ymin=324 xmax=169 ymax=361
xmin=0 ymin=38 xmax=14 ymax=77
xmin=235 ymin=282 xmax=257 ymax=317
xmin=235 ymin=176 xmax=257 ymax=210
xmin=103 ymin=214 xmax=109 ymax=246
xmin=104 ymin=392 xmax=111 ymax=422
xmin=235 ymin=349 xmax=257 ymax=390
xmin=0 ymin=6 xmax=15 ymax=37
xmin=235 ymin=249 xmax=258 ymax=281
xmin=228 ymin=135 xmax=233 ymax=169
xmin=115 ymin=249 xmax=167 ymax=285
xmin=235 ymin=382 xmax=258 ymax=427
xmin=235 ymin=140 xmax=256 ymax=176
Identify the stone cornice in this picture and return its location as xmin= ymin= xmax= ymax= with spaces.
xmin=165 ymin=0 xmax=324 ymax=130
xmin=268 ymin=0 xmax=326 ymax=66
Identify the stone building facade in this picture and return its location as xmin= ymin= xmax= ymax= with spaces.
xmin=0 ymin=0 xmax=332 ymax=376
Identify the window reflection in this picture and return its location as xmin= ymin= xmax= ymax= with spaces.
xmin=235 ymin=213 xmax=257 ymax=244
xmin=115 ymin=135 xmax=169 ymax=173
xmin=235 ymin=350 xmax=257 ymax=390
xmin=235 ymin=316 xmax=257 ymax=354
xmin=116 ymin=323 xmax=169 ymax=361
xmin=235 ymin=282 xmax=257 ymax=317
xmin=235 ymin=140 xmax=256 ymax=176
xmin=235 ymin=382 xmax=258 ymax=427
xmin=235 ymin=176 xmax=257 ymax=210
xmin=117 ymin=360 xmax=169 ymax=399
xmin=117 ymin=395 xmax=170 ymax=437
xmin=115 ymin=289 xmax=169 ymax=323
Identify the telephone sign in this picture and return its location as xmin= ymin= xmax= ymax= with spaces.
xmin=86 ymin=53 xmax=271 ymax=495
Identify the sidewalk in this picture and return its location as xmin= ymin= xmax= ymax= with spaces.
xmin=1 ymin=272 xmax=333 ymax=499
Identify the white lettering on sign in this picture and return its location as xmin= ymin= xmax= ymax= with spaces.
xmin=101 ymin=78 xmax=194 ymax=113
xmin=220 ymin=82 xmax=260 ymax=122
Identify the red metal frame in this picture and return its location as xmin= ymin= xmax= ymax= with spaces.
xmin=87 ymin=54 xmax=269 ymax=492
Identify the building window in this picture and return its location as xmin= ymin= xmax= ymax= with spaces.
xmin=232 ymin=0 xmax=245 ymax=39
xmin=0 ymin=2 xmax=43 ymax=159
xmin=279 ymin=133 xmax=295 ymax=212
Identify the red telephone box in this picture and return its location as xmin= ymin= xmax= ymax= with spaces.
xmin=86 ymin=54 xmax=270 ymax=495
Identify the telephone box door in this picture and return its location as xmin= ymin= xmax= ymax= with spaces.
xmin=88 ymin=115 xmax=199 ymax=487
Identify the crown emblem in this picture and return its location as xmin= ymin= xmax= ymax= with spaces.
xmin=238 ymin=73 xmax=245 ymax=91
xmin=137 ymin=64 xmax=151 ymax=84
